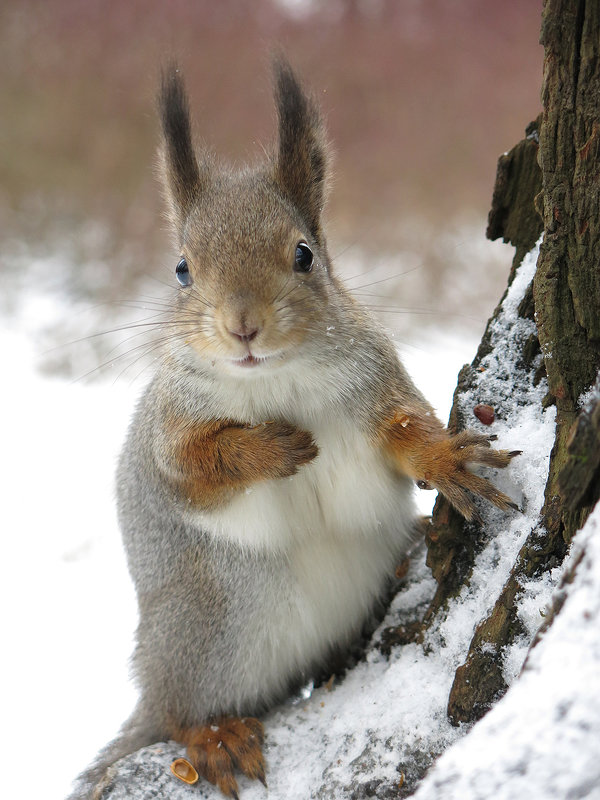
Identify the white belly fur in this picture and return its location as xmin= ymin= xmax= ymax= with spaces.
xmin=188 ymin=418 xmax=416 ymax=678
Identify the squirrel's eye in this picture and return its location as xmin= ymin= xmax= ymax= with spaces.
xmin=294 ymin=242 xmax=314 ymax=273
xmin=176 ymin=257 xmax=192 ymax=287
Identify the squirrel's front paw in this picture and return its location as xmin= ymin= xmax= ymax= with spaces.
xmin=422 ymin=431 xmax=521 ymax=522
xmin=171 ymin=717 xmax=266 ymax=799
xmin=247 ymin=420 xmax=318 ymax=478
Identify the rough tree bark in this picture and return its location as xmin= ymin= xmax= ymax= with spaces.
xmin=383 ymin=0 xmax=600 ymax=730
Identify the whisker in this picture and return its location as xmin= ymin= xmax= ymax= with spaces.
xmin=111 ymin=336 xmax=188 ymax=386
xmin=272 ymin=279 xmax=304 ymax=306
xmin=345 ymin=265 xmax=422 ymax=292
xmin=269 ymin=275 xmax=296 ymax=305
xmin=358 ymin=304 xmax=484 ymax=323
xmin=97 ymin=317 xmax=215 ymax=361
xmin=43 ymin=314 xmax=212 ymax=355
xmin=72 ymin=330 xmax=194 ymax=384
xmin=330 ymin=221 xmax=379 ymax=262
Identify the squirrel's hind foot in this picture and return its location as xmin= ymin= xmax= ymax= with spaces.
xmin=171 ymin=717 xmax=266 ymax=798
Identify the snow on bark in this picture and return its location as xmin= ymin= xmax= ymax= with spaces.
xmin=413 ymin=501 xmax=600 ymax=800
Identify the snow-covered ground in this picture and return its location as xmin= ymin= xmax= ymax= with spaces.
xmin=1 ymin=330 xmax=139 ymax=800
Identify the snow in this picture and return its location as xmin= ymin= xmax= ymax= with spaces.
xmin=0 ymin=329 xmax=139 ymax=800
xmin=412 ymin=503 xmax=600 ymax=800
xmin=579 ymin=368 xmax=600 ymax=411
xmin=2 ymin=238 xmax=599 ymax=800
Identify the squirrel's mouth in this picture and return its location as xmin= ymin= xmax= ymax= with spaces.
xmin=236 ymin=354 xmax=263 ymax=367
xmin=230 ymin=352 xmax=272 ymax=368
xmin=228 ymin=349 xmax=285 ymax=369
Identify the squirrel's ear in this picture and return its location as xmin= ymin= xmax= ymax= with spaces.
xmin=157 ymin=65 xmax=207 ymax=228
xmin=272 ymin=59 xmax=329 ymax=244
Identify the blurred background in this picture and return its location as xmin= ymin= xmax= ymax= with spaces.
xmin=0 ymin=0 xmax=544 ymax=378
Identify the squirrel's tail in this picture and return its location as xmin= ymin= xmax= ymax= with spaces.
xmin=66 ymin=705 xmax=163 ymax=800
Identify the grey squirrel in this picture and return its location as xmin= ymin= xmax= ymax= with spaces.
xmin=69 ymin=59 xmax=519 ymax=800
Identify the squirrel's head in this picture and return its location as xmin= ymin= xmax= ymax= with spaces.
xmin=157 ymin=59 xmax=335 ymax=375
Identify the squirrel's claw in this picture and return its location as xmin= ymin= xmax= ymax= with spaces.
xmin=171 ymin=717 xmax=266 ymax=798
xmin=431 ymin=431 xmax=522 ymax=520
xmin=384 ymin=413 xmax=521 ymax=520
xmin=435 ymin=469 xmax=519 ymax=522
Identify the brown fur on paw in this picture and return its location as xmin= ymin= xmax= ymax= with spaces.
xmin=163 ymin=414 xmax=317 ymax=508
xmin=425 ymin=431 xmax=520 ymax=521
xmin=247 ymin=420 xmax=318 ymax=478
xmin=381 ymin=411 xmax=520 ymax=521
xmin=171 ymin=717 xmax=266 ymax=798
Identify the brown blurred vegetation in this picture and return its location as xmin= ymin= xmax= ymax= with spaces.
xmin=0 ymin=0 xmax=543 ymax=373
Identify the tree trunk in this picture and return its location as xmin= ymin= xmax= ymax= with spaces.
xmin=535 ymin=0 xmax=600 ymax=539
xmin=384 ymin=0 xmax=600 ymax=728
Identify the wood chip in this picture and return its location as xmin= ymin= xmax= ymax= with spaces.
xmin=170 ymin=758 xmax=199 ymax=784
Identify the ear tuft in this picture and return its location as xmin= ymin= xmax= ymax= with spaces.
xmin=272 ymin=58 xmax=329 ymax=243
xmin=157 ymin=64 xmax=204 ymax=226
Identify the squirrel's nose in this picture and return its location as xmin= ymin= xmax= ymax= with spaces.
xmin=227 ymin=323 xmax=260 ymax=343
xmin=222 ymin=297 xmax=262 ymax=343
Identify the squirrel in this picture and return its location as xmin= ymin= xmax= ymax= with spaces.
xmin=68 ymin=59 xmax=519 ymax=800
